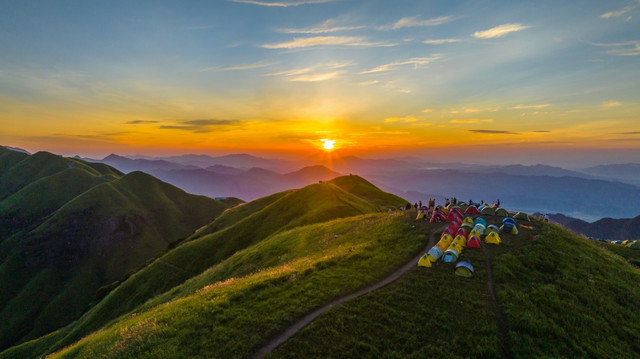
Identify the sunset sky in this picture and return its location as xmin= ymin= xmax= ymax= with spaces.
xmin=1 ymin=0 xmax=639 ymax=166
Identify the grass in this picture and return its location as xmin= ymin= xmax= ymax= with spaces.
xmin=0 ymin=150 xmax=233 ymax=352
xmin=45 ymin=211 xmax=429 ymax=358
xmin=40 ymin=175 xmax=407 ymax=355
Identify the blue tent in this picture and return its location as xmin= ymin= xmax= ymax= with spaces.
xmin=455 ymin=261 xmax=474 ymax=277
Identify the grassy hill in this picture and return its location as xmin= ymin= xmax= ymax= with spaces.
xmin=2 ymin=159 xmax=639 ymax=358
xmin=0 ymin=147 xmax=234 ymax=351
xmin=22 ymin=175 xmax=406 ymax=356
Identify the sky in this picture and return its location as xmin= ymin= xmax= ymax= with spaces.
xmin=0 ymin=0 xmax=639 ymax=166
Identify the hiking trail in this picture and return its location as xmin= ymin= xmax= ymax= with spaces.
xmin=252 ymin=227 xmax=438 ymax=358
xmin=482 ymin=244 xmax=512 ymax=359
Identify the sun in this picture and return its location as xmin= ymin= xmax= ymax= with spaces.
xmin=321 ymin=139 xmax=335 ymax=151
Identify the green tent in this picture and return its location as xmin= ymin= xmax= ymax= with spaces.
xmin=495 ymin=208 xmax=509 ymax=217
xmin=514 ymin=211 xmax=530 ymax=221
xmin=481 ymin=206 xmax=495 ymax=216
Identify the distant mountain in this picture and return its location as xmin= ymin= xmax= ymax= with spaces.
xmin=0 ymin=146 xmax=236 ymax=351
xmin=479 ymin=164 xmax=596 ymax=179
xmin=150 ymin=165 xmax=342 ymax=201
xmin=206 ymin=164 xmax=244 ymax=175
xmin=3 ymin=146 xmax=30 ymax=154
xmin=367 ymin=169 xmax=640 ymax=219
xmin=581 ymin=163 xmax=640 ymax=186
xmin=550 ymin=213 xmax=640 ymax=241
xmin=99 ymin=153 xmax=193 ymax=173
xmin=160 ymin=153 xmax=303 ymax=172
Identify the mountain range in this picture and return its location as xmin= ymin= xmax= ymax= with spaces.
xmin=550 ymin=213 xmax=640 ymax=241
xmin=0 ymin=146 xmax=239 ymax=351
xmin=89 ymin=153 xmax=640 ymax=220
xmin=1 ymin=145 xmax=638 ymax=358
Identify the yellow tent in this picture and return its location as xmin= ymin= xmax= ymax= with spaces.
xmin=435 ymin=234 xmax=454 ymax=252
xmin=416 ymin=212 xmax=425 ymax=220
xmin=418 ymin=253 xmax=432 ymax=267
xmin=485 ymin=231 xmax=501 ymax=244
xmin=463 ymin=217 xmax=474 ymax=225
xmin=427 ymin=234 xmax=454 ymax=262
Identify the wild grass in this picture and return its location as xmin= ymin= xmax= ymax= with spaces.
xmin=46 ymin=211 xmax=429 ymax=358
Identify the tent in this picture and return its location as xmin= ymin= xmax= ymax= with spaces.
xmin=443 ymin=237 xmax=465 ymax=263
xmin=427 ymin=234 xmax=454 ymax=262
xmin=463 ymin=217 xmax=474 ymax=225
xmin=467 ymin=235 xmax=482 ymax=248
xmin=630 ymin=241 xmax=640 ymax=249
xmin=418 ymin=253 xmax=432 ymax=267
xmin=456 ymin=227 xmax=469 ymax=238
xmin=455 ymin=261 xmax=474 ymax=277
xmin=622 ymin=240 xmax=629 ymax=245
xmin=465 ymin=206 xmax=480 ymax=215
xmin=430 ymin=209 xmax=448 ymax=223
xmin=485 ymin=231 xmax=501 ymax=244
xmin=481 ymin=206 xmax=495 ymax=216
xmin=474 ymin=217 xmax=487 ymax=227
xmin=495 ymin=208 xmax=509 ymax=217
xmin=472 ymin=223 xmax=486 ymax=234
xmin=514 ymin=212 xmax=530 ymax=221
xmin=461 ymin=221 xmax=475 ymax=231
xmin=500 ymin=222 xmax=519 ymax=235
xmin=416 ymin=211 xmax=425 ymax=220
xmin=502 ymin=217 xmax=516 ymax=225
xmin=486 ymin=224 xmax=501 ymax=234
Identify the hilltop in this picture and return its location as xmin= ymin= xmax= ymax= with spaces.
xmin=1 ymin=170 xmax=638 ymax=358
xmin=0 ymin=146 xmax=237 ymax=351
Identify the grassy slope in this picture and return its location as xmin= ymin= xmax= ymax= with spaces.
xmin=269 ymin=218 xmax=640 ymax=358
xmin=0 ymin=150 xmax=230 ymax=351
xmin=40 ymin=176 xmax=406 ymax=355
xmin=46 ymin=211 xmax=430 ymax=358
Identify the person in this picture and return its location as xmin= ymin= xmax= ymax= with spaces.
xmin=496 ymin=199 xmax=501 ymax=207
xmin=452 ymin=197 xmax=457 ymax=205
xmin=419 ymin=200 xmax=422 ymax=208
xmin=429 ymin=198 xmax=435 ymax=208
xmin=445 ymin=198 xmax=450 ymax=207
xmin=434 ymin=207 xmax=442 ymax=222
xmin=407 ymin=202 xmax=413 ymax=210
xmin=468 ymin=199 xmax=472 ymax=205
xmin=544 ymin=214 xmax=549 ymax=222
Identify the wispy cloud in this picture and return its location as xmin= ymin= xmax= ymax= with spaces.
xmin=267 ymin=62 xmax=350 ymax=81
xmin=472 ymin=23 xmax=531 ymax=39
xmin=450 ymin=119 xmax=493 ymax=124
xmin=381 ymin=16 xmax=454 ymax=30
xmin=511 ymin=104 xmax=551 ymax=110
xmin=124 ymin=120 xmax=160 ymax=124
xmin=384 ymin=116 xmax=418 ymax=123
xmin=601 ymin=101 xmax=622 ymax=108
xmin=423 ymin=38 xmax=461 ymax=45
xmin=159 ymin=119 xmax=243 ymax=133
xmin=600 ymin=2 xmax=639 ymax=19
xmin=592 ymin=41 xmax=640 ymax=56
xmin=532 ymin=130 xmax=551 ymax=133
xmin=289 ymin=71 xmax=343 ymax=82
xmin=617 ymin=131 xmax=640 ymax=134
xmin=200 ymin=61 xmax=275 ymax=72
xmin=358 ymin=80 xmax=379 ymax=86
xmin=229 ymin=0 xmax=337 ymax=7
xmin=360 ymin=55 xmax=440 ymax=74
xmin=262 ymin=36 xmax=393 ymax=49
xmin=421 ymin=108 xmax=433 ymax=113
xmin=467 ymin=129 xmax=518 ymax=134
xmin=278 ymin=18 xmax=364 ymax=34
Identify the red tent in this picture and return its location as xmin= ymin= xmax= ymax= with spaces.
xmin=467 ymin=235 xmax=482 ymax=248
xmin=465 ymin=206 xmax=480 ymax=215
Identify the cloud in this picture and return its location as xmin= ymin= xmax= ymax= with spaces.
xmin=423 ymin=38 xmax=461 ymax=45
xmin=382 ymin=16 xmax=454 ymax=30
xmin=360 ymin=55 xmax=440 ymax=74
xmin=592 ymin=41 xmax=640 ymax=56
xmin=267 ymin=62 xmax=350 ymax=81
xmin=600 ymin=3 xmax=638 ymax=19
xmin=262 ymin=36 xmax=393 ymax=49
xmin=510 ymin=104 xmax=551 ymax=109
xmin=358 ymin=80 xmax=379 ymax=86
xmin=532 ymin=130 xmax=551 ymax=133
xmin=421 ymin=108 xmax=433 ymax=113
xmin=450 ymin=119 xmax=493 ymax=124
xmin=384 ymin=116 xmax=418 ymax=123
xmin=124 ymin=120 xmax=160 ymax=124
xmin=229 ymin=0 xmax=337 ymax=7
xmin=601 ymin=101 xmax=622 ymax=108
xmin=278 ymin=18 xmax=364 ymax=34
xmin=472 ymin=23 xmax=532 ymax=39
xmin=289 ymin=71 xmax=343 ymax=82
xmin=159 ymin=119 xmax=243 ymax=133
xmin=617 ymin=131 xmax=640 ymax=134
xmin=467 ymin=129 xmax=518 ymax=134
xmin=199 ymin=61 xmax=275 ymax=72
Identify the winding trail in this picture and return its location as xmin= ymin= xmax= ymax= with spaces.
xmin=252 ymin=228 xmax=438 ymax=359
xmin=482 ymin=244 xmax=512 ymax=359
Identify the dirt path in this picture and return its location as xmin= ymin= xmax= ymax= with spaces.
xmin=481 ymin=244 xmax=512 ymax=359
xmin=252 ymin=228 xmax=438 ymax=359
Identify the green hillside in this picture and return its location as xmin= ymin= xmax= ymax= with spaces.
xmin=0 ymin=148 xmax=234 ymax=351
xmin=33 ymin=175 xmax=407 ymax=355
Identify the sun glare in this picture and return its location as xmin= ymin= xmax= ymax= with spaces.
xmin=321 ymin=139 xmax=335 ymax=151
